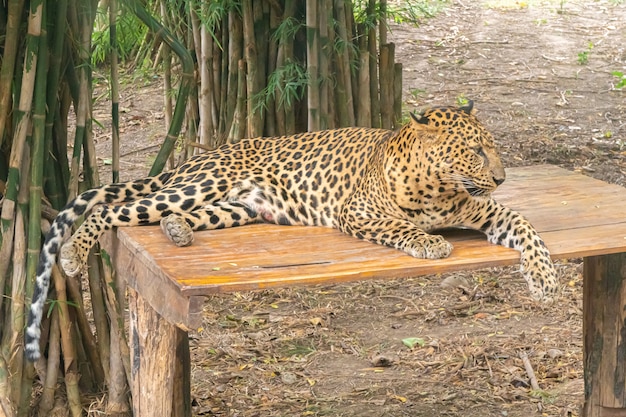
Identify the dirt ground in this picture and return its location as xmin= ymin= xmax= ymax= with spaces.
xmin=89 ymin=1 xmax=625 ymax=416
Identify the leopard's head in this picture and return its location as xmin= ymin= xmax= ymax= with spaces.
xmin=409 ymin=102 xmax=505 ymax=198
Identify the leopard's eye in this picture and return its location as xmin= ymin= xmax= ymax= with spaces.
xmin=474 ymin=147 xmax=486 ymax=158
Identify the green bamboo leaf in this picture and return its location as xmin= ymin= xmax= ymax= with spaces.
xmin=402 ymin=337 xmax=426 ymax=349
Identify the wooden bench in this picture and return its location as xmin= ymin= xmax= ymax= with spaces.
xmin=102 ymin=165 xmax=626 ymax=417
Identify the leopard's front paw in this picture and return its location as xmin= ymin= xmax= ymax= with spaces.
xmin=160 ymin=214 xmax=194 ymax=247
xmin=522 ymin=257 xmax=559 ymax=303
xmin=59 ymin=240 xmax=86 ymax=277
xmin=405 ymin=235 xmax=453 ymax=259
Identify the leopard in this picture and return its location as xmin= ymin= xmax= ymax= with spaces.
xmin=25 ymin=102 xmax=558 ymax=361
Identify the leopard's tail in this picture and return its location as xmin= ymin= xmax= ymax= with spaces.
xmin=25 ymin=171 xmax=173 ymax=361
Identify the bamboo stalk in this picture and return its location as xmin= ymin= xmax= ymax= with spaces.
xmin=198 ymin=2 xmax=216 ymax=147
xmin=160 ymin=0 xmax=173 ymax=129
xmin=253 ymin=1 xmax=269 ymax=135
xmin=0 ymin=0 xmax=26 ymax=150
xmin=324 ymin=0 xmax=336 ymax=128
xmin=356 ymin=24 xmax=371 ymax=127
xmin=273 ymin=0 xmax=297 ymax=136
xmin=160 ymin=0 xmax=174 ymax=169
xmin=318 ymin=0 xmax=330 ymax=130
xmin=265 ymin=5 xmax=280 ymax=136
xmin=242 ymin=0 xmax=263 ymax=137
xmin=186 ymin=80 xmax=200 ymax=161
xmin=162 ymin=68 xmax=173 ymax=161
xmin=184 ymin=6 xmax=200 ymax=160
xmin=20 ymin=3 xmax=49 ymax=411
xmin=0 ymin=1 xmax=43 ymax=409
xmin=224 ymin=9 xmax=243 ymax=140
xmin=393 ymin=62 xmax=403 ymax=128
xmin=379 ymin=43 xmax=394 ymax=129
xmin=228 ymin=59 xmax=247 ymax=142
xmin=101 ymin=249 xmax=131 ymax=414
xmin=345 ymin=0 xmax=358 ymax=122
xmin=67 ymin=34 xmax=90 ymax=200
xmin=212 ymin=25 xmax=222 ymax=143
xmin=9 ymin=165 xmax=29 ymax=412
xmin=63 ymin=254 xmax=106 ymax=387
xmin=217 ymin=17 xmax=229 ymax=142
xmin=110 ymin=0 xmax=120 ymax=183
xmin=379 ymin=0 xmax=387 ymax=45
xmin=27 ymin=0 xmax=48 ymax=296
xmin=37 ymin=308 xmax=60 ymax=416
xmin=49 ymin=89 xmax=71 ymax=205
xmin=52 ymin=264 xmax=82 ymax=417
xmin=306 ymin=0 xmax=320 ymax=131
xmin=364 ymin=0 xmax=380 ymax=129
xmin=333 ymin=0 xmax=355 ymax=127
xmin=0 ymin=0 xmax=41 ymax=303
xmin=43 ymin=0 xmax=68 ymax=210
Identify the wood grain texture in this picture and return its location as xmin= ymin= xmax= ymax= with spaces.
xmin=583 ymin=254 xmax=626 ymax=417
xmin=112 ymin=165 xmax=626 ymax=298
xmin=128 ymin=288 xmax=177 ymax=416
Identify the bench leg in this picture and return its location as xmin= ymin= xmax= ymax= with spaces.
xmin=583 ymin=254 xmax=626 ymax=417
xmin=128 ymin=288 xmax=192 ymax=417
xmin=173 ymin=327 xmax=192 ymax=417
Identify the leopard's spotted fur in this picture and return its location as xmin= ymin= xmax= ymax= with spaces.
xmin=25 ymin=103 xmax=558 ymax=361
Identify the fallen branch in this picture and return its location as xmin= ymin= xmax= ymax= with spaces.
xmin=519 ymin=351 xmax=540 ymax=391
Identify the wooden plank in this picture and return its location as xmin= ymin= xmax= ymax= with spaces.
xmin=496 ymin=166 xmax=626 ymax=232
xmin=115 ymin=221 xmax=626 ymax=296
xmin=172 ymin=329 xmax=191 ymax=417
xmin=108 ymin=164 xmax=626 ymax=310
xmin=116 ymin=224 xmax=514 ymax=295
xmin=101 ymin=230 xmax=204 ymax=330
xmin=128 ymin=288 xmax=178 ymax=416
xmin=583 ymin=254 xmax=626 ymax=417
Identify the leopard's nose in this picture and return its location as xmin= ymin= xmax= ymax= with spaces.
xmin=494 ymin=177 xmax=505 ymax=186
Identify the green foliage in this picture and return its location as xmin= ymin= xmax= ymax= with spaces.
xmin=409 ymin=88 xmax=426 ymax=100
xmin=577 ymin=42 xmax=593 ymax=65
xmin=612 ymin=71 xmax=626 ymax=89
xmin=352 ymin=0 xmax=448 ymax=27
xmin=530 ymin=389 xmax=557 ymax=403
xmin=192 ymin=0 xmax=240 ymax=48
xmin=456 ymin=93 xmax=469 ymax=107
xmin=402 ymin=337 xmax=426 ymax=349
xmin=254 ymin=60 xmax=309 ymax=113
xmin=389 ymin=0 xmax=449 ymax=24
xmin=91 ymin=9 xmax=148 ymax=66
xmin=352 ymin=0 xmax=383 ymax=28
xmin=272 ymin=16 xmax=304 ymax=43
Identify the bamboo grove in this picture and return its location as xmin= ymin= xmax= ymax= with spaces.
xmin=0 ymin=0 xmax=406 ymax=415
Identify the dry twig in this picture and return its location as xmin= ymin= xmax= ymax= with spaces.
xmin=519 ymin=351 xmax=540 ymax=391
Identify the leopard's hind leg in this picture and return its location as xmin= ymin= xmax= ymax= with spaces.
xmin=159 ymin=178 xmax=311 ymax=245
xmin=57 ymin=194 xmax=202 ymax=277
xmin=160 ymin=201 xmax=261 ymax=246
xmin=59 ymin=197 xmax=262 ymax=277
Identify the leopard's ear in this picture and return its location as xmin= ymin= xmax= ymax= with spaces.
xmin=409 ymin=111 xmax=429 ymax=125
xmin=459 ymin=100 xmax=474 ymax=114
